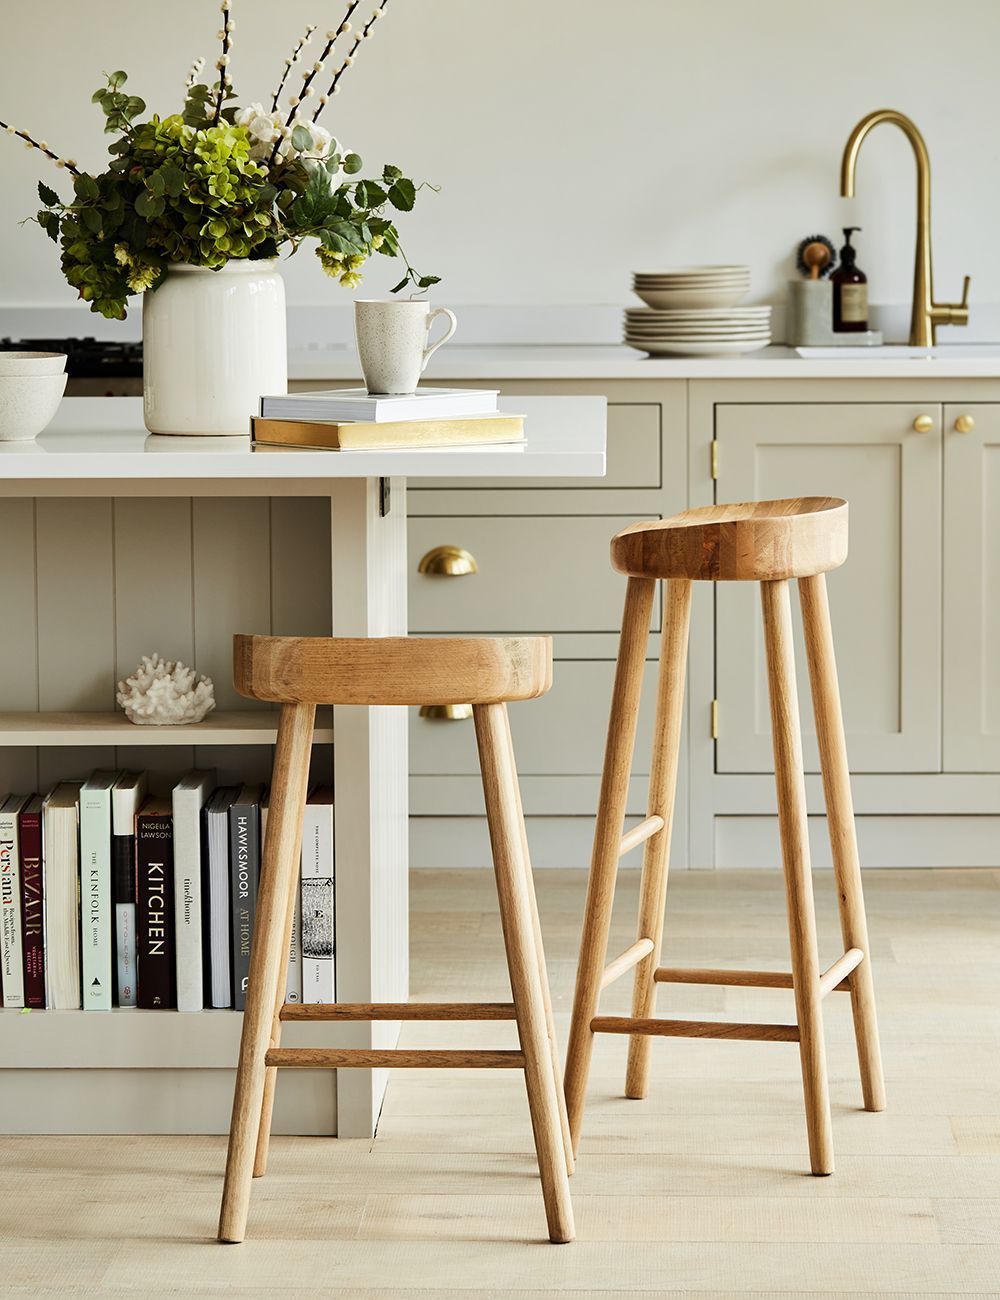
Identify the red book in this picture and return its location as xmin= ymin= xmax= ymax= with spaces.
xmin=136 ymin=798 xmax=175 ymax=1009
xmin=18 ymin=796 xmax=44 ymax=1009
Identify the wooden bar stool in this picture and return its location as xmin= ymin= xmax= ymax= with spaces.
xmin=218 ymin=634 xmax=574 ymax=1245
xmin=563 ymin=497 xmax=886 ymax=1176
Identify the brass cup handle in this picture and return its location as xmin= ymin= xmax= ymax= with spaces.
xmin=954 ymin=414 xmax=975 ymax=434
xmin=419 ymin=703 xmax=473 ymax=721
xmin=418 ymin=545 xmax=478 ymax=576
xmin=912 ymin=415 xmax=935 ymax=433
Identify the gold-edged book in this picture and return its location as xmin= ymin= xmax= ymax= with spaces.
xmin=251 ymin=413 xmax=525 ymax=450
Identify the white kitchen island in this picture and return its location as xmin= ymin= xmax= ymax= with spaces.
xmin=0 ymin=395 xmax=606 ymax=1139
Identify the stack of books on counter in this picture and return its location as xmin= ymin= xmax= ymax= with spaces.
xmin=0 ymin=775 xmax=335 ymax=1013
xmin=252 ymin=386 xmax=525 ymax=450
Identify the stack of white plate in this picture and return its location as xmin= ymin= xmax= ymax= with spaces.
xmin=626 ymin=265 xmax=770 ymax=355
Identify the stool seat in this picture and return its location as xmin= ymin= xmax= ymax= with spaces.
xmin=611 ymin=496 xmax=848 ymax=581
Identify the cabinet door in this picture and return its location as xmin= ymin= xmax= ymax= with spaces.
xmin=943 ymin=404 xmax=1000 ymax=770
xmin=715 ymin=402 xmax=942 ymax=773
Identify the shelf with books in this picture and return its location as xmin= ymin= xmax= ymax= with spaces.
xmin=0 ymin=710 xmax=334 ymax=746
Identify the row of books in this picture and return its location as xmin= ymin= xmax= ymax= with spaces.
xmin=252 ymin=385 xmax=525 ymax=450
xmin=0 ymin=774 xmax=335 ymax=1013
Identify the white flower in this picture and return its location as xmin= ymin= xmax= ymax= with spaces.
xmin=236 ymin=102 xmax=286 ymax=158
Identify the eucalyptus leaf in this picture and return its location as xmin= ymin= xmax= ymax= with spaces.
xmin=125 ymin=96 xmax=146 ymax=118
xmin=160 ymin=164 xmax=185 ymax=197
xmin=108 ymin=70 xmax=128 ymax=89
xmin=342 ymin=152 xmax=363 ymax=175
xmin=146 ymin=171 xmax=166 ymax=196
xmin=291 ymin=124 xmax=313 ymax=152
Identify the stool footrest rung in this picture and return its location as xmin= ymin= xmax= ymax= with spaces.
xmin=600 ymin=939 xmax=655 ymax=990
xmin=654 ymin=965 xmax=795 ymax=989
xmin=590 ymin=1015 xmax=800 ymax=1043
xmin=265 ymin=1048 xmax=526 ymax=1069
xmin=279 ymin=1001 xmax=517 ymax=1022
xmin=618 ymin=815 xmax=664 ymax=857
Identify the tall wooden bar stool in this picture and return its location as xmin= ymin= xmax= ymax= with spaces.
xmin=563 ymin=498 xmax=886 ymax=1176
xmin=218 ymin=634 xmax=574 ymax=1245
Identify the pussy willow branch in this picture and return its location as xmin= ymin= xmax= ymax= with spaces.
xmin=312 ymin=0 xmax=390 ymax=123
xmin=267 ymin=0 xmax=362 ymax=166
xmin=271 ymin=24 xmax=317 ymax=111
xmin=185 ymin=56 xmax=206 ymax=91
xmin=212 ymin=0 xmax=234 ymax=126
xmin=0 ymin=119 xmax=80 ymax=175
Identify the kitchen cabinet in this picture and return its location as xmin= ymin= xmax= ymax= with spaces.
xmin=943 ymin=403 xmax=1000 ymax=771
xmin=713 ymin=402 xmax=942 ymax=774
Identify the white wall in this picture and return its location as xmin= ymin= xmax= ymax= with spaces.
xmin=1 ymin=0 xmax=997 ymax=323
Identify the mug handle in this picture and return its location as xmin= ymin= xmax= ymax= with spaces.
xmin=421 ymin=307 xmax=457 ymax=372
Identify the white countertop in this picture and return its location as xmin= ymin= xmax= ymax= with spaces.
xmin=0 ymin=396 xmax=606 ymax=482
xmin=289 ymin=342 xmax=1000 ymax=381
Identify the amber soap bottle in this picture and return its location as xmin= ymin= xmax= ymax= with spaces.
xmin=832 ymin=226 xmax=868 ymax=332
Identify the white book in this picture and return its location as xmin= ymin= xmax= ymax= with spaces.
xmin=172 ymin=771 xmax=216 ymax=1013
xmin=80 ymin=771 xmax=121 ymax=1011
xmin=204 ymin=786 xmax=239 ymax=1008
xmin=260 ymin=796 xmax=302 ymax=1004
xmin=0 ymin=794 xmax=29 ymax=1008
xmin=300 ymin=786 xmax=335 ymax=1004
xmin=42 ymin=782 xmax=82 ymax=1010
xmin=260 ymin=386 xmax=499 ymax=424
xmin=111 ymin=772 xmax=147 ymax=1007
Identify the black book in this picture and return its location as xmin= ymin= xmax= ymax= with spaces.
xmin=229 ymin=784 xmax=263 ymax=1011
xmin=136 ymin=797 xmax=175 ymax=1009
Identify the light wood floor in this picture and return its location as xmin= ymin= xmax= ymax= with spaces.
xmin=5 ymin=867 xmax=1000 ymax=1297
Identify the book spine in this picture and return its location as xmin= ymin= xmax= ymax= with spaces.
xmin=136 ymin=814 xmax=175 ymax=1009
xmin=300 ymin=807 xmax=334 ymax=1004
xmin=0 ymin=810 xmax=24 ymax=1008
xmin=80 ymin=791 xmax=113 ymax=1010
xmin=229 ymin=803 xmax=259 ymax=1011
xmin=174 ymin=796 xmax=204 ymax=1013
xmin=19 ymin=812 xmax=44 ymax=1008
xmin=285 ymin=883 xmax=302 ymax=1004
xmin=205 ymin=810 xmax=231 ymax=1009
xmin=112 ymin=835 xmax=137 ymax=1007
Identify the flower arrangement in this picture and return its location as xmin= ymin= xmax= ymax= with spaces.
xmin=1 ymin=0 xmax=437 ymax=320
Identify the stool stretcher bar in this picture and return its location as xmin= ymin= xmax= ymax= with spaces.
xmin=266 ymin=1048 xmax=526 ymax=1069
xmin=618 ymin=815 xmax=664 ymax=857
xmin=818 ymin=948 xmax=865 ymax=997
xmin=279 ymin=1001 xmax=518 ymax=1021
xmin=590 ymin=1015 xmax=801 ymax=1043
xmin=652 ymin=948 xmax=865 ymax=996
xmin=600 ymin=939 xmax=655 ymax=990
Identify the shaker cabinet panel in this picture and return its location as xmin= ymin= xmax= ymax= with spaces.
xmin=714 ymin=403 xmax=942 ymax=773
xmin=943 ymin=404 xmax=1000 ymax=771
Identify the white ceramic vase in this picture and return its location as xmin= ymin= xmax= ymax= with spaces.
xmin=142 ymin=260 xmax=287 ymax=436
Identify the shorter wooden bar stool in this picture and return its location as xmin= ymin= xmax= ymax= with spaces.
xmin=564 ymin=498 xmax=886 ymax=1175
xmin=218 ymin=634 xmax=574 ymax=1245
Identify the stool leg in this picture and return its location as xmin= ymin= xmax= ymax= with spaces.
xmin=626 ymin=578 xmax=692 ymax=1098
xmin=475 ymin=702 xmax=575 ymax=1245
xmin=564 ymin=576 xmax=656 ymax=1155
xmin=502 ymin=719 xmax=574 ymax=1176
xmin=799 ymin=574 xmax=886 ymax=1112
xmin=760 ymin=580 xmax=834 ymax=1176
xmin=253 ymin=814 xmax=304 ymax=1177
xmin=218 ymin=702 xmax=316 ymax=1243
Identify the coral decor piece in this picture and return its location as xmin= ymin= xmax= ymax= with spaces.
xmin=116 ymin=654 xmax=216 ymax=726
xmin=1 ymin=0 xmax=438 ymax=319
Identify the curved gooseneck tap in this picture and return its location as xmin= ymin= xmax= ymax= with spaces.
xmin=840 ymin=109 xmax=969 ymax=347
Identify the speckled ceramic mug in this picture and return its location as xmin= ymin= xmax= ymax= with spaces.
xmin=354 ymin=299 xmax=457 ymax=394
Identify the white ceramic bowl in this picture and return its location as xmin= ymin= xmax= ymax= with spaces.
xmin=0 ymin=372 xmax=68 ymax=440
xmin=0 ymin=351 xmax=67 ymax=377
xmin=635 ymin=286 xmax=750 ymax=310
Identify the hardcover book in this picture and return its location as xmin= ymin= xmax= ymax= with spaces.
xmin=172 ymin=770 xmax=216 ymax=1013
xmin=0 ymin=794 xmax=29 ymax=1008
xmin=250 ymin=412 xmax=524 ymax=451
xmin=79 ymin=771 xmax=121 ymax=1011
xmin=300 ymin=785 xmax=335 ymax=1004
xmin=42 ymin=783 xmax=83 ymax=1010
xmin=204 ymin=786 xmax=240 ymax=1009
xmin=229 ymin=783 xmax=263 ymax=1011
xmin=111 ymin=772 xmax=147 ymax=1008
xmin=136 ymin=797 xmax=175 ymax=1009
xmin=18 ymin=796 xmax=44 ymax=1008
xmin=260 ymin=795 xmax=302 ymax=1004
xmin=260 ymin=386 xmax=499 ymax=424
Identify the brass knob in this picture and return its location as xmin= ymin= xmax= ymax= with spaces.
xmin=954 ymin=414 xmax=975 ymax=434
xmin=912 ymin=415 xmax=935 ymax=434
xmin=418 ymin=545 xmax=478 ymax=576
xmin=419 ymin=703 xmax=473 ymax=720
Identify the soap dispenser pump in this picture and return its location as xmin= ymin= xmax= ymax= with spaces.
xmin=832 ymin=226 xmax=868 ymax=332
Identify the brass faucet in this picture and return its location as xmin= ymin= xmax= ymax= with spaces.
xmin=840 ymin=109 xmax=969 ymax=347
